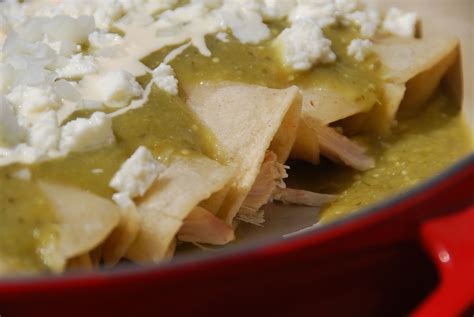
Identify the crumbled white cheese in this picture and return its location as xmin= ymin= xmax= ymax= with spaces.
xmin=215 ymin=32 xmax=229 ymax=43
xmin=60 ymin=111 xmax=115 ymax=152
xmin=6 ymin=85 xmax=60 ymax=125
xmin=99 ymin=70 xmax=144 ymax=108
xmin=274 ymin=19 xmax=336 ymax=71
xmin=152 ymin=63 xmax=178 ymax=95
xmin=344 ymin=9 xmax=380 ymax=38
xmin=44 ymin=39 xmax=62 ymax=55
xmin=50 ymin=40 xmax=81 ymax=57
xmin=0 ymin=63 xmax=15 ymax=94
xmin=112 ymin=192 xmax=135 ymax=209
xmin=382 ymin=7 xmax=418 ymax=38
xmin=93 ymin=0 xmax=125 ymax=30
xmin=347 ymin=38 xmax=372 ymax=62
xmin=0 ymin=144 xmax=43 ymax=166
xmin=0 ymin=1 xmax=26 ymax=46
xmin=29 ymin=110 xmax=59 ymax=153
xmin=0 ymin=96 xmax=25 ymax=146
xmin=110 ymin=146 xmax=165 ymax=207
xmin=289 ymin=0 xmax=337 ymax=28
xmin=334 ymin=0 xmax=360 ymax=15
xmin=55 ymin=53 xmax=98 ymax=79
xmin=26 ymin=1 xmax=84 ymax=19
xmin=3 ymin=32 xmax=56 ymax=64
xmin=53 ymin=79 xmax=81 ymax=102
xmin=217 ymin=0 xmax=271 ymax=44
xmin=88 ymin=31 xmax=123 ymax=50
xmin=80 ymin=99 xmax=103 ymax=110
xmin=260 ymin=0 xmax=296 ymax=21
xmin=43 ymin=15 xmax=95 ymax=45
xmin=118 ymin=0 xmax=147 ymax=12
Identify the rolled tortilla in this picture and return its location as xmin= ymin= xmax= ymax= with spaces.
xmin=38 ymin=182 xmax=121 ymax=272
xmin=67 ymin=253 xmax=94 ymax=271
xmin=341 ymin=36 xmax=460 ymax=134
xmin=291 ymin=35 xmax=460 ymax=167
xmin=185 ymin=82 xmax=302 ymax=225
xmin=374 ymin=36 xmax=460 ymax=112
xmin=101 ymin=203 xmax=141 ymax=266
xmin=125 ymin=155 xmax=233 ymax=263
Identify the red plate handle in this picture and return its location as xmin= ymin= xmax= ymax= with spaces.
xmin=412 ymin=206 xmax=474 ymax=317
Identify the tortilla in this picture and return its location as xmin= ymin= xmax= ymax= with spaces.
xmin=300 ymin=89 xmax=374 ymax=127
xmin=291 ymin=36 xmax=460 ymax=167
xmin=342 ymin=36 xmax=461 ymax=134
xmin=290 ymin=119 xmax=320 ymax=164
xmin=67 ymin=253 xmax=93 ymax=271
xmin=185 ymin=83 xmax=302 ymax=224
xmin=374 ymin=36 xmax=460 ymax=112
xmin=101 ymin=204 xmax=141 ymax=266
xmin=334 ymin=82 xmax=408 ymax=136
xmin=38 ymin=182 xmax=121 ymax=271
xmin=125 ymin=155 xmax=233 ymax=263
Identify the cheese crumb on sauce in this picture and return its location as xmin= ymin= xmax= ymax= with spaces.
xmin=29 ymin=110 xmax=59 ymax=153
xmin=59 ymin=111 xmax=115 ymax=152
xmin=274 ymin=19 xmax=336 ymax=71
xmin=260 ymin=0 xmax=296 ymax=21
xmin=88 ymin=31 xmax=122 ymax=48
xmin=347 ymin=38 xmax=373 ymax=62
xmin=55 ymin=53 xmax=98 ymax=79
xmin=110 ymin=146 xmax=166 ymax=208
xmin=152 ymin=63 xmax=179 ymax=95
xmin=0 ymin=63 xmax=15 ymax=93
xmin=382 ymin=7 xmax=418 ymax=38
xmin=0 ymin=96 xmax=25 ymax=146
xmin=344 ymin=8 xmax=380 ymax=38
xmin=6 ymin=85 xmax=60 ymax=126
xmin=99 ymin=70 xmax=143 ymax=108
xmin=215 ymin=32 xmax=229 ymax=43
xmin=288 ymin=0 xmax=337 ymax=28
xmin=217 ymin=0 xmax=271 ymax=45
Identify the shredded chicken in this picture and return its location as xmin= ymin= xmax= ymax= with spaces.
xmin=238 ymin=151 xmax=337 ymax=225
xmin=314 ymin=123 xmax=375 ymax=171
xmin=240 ymin=152 xmax=287 ymax=213
xmin=272 ymin=187 xmax=337 ymax=207
xmin=178 ymin=206 xmax=235 ymax=245
xmin=236 ymin=210 xmax=266 ymax=226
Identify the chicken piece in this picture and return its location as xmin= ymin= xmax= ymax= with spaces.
xmin=272 ymin=187 xmax=336 ymax=207
xmin=238 ymin=151 xmax=337 ymax=225
xmin=240 ymin=152 xmax=287 ymax=214
xmin=314 ymin=123 xmax=375 ymax=171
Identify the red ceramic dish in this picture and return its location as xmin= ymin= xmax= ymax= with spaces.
xmin=1 ymin=2 xmax=473 ymax=316
xmin=0 ymin=153 xmax=472 ymax=317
